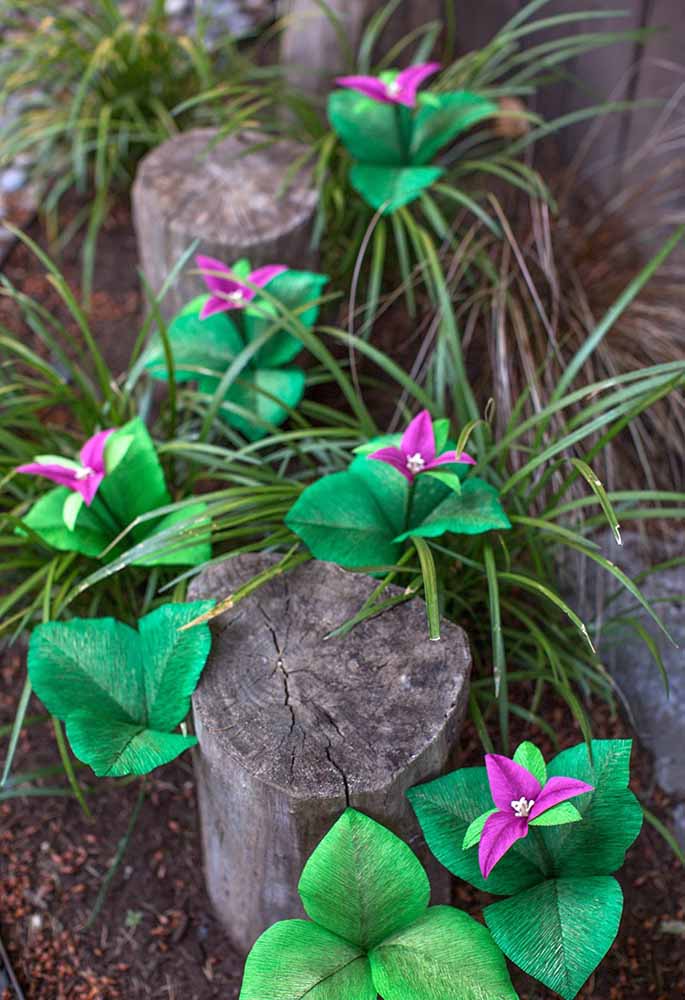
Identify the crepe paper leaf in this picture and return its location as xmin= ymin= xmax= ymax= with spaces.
xmin=239 ymin=920 xmax=375 ymax=1000
xmin=200 ymin=366 xmax=306 ymax=442
xmin=528 ymin=801 xmax=582 ymax=828
xmin=423 ymin=469 xmax=462 ymax=494
xmin=513 ymin=741 xmax=547 ymax=785
xmin=97 ymin=418 xmax=170 ymax=532
xmin=298 ymin=809 xmax=430 ymax=951
xmin=349 ymin=163 xmax=444 ymax=213
xmin=369 ymin=906 xmax=519 ymax=1000
xmin=394 ymin=477 xmax=510 ymax=543
xmin=132 ymin=502 xmax=212 ymax=568
xmin=22 ymin=486 xmax=113 ymax=558
xmin=432 ymin=418 xmax=450 ymax=455
xmin=104 ymin=432 xmax=134 ymax=473
xmin=328 ymin=89 xmax=407 ymax=165
xmin=411 ymin=91 xmax=498 ymax=165
xmin=484 ymin=876 xmax=623 ymax=1000
xmin=462 ymin=808 xmax=498 ymax=850
xmin=144 ymin=294 xmax=244 ymax=382
xmin=245 ymin=269 xmax=329 ymax=368
xmin=408 ymin=767 xmax=546 ymax=896
xmin=27 ymin=602 xmax=214 ymax=777
xmin=62 ymin=490 xmax=85 ymax=531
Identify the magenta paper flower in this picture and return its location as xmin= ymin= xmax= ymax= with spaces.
xmin=479 ymin=754 xmax=594 ymax=879
xmin=369 ymin=410 xmax=475 ymax=483
xmin=197 ymin=255 xmax=286 ymax=320
xmin=335 ymin=62 xmax=440 ymax=108
xmin=16 ymin=429 xmax=114 ymax=506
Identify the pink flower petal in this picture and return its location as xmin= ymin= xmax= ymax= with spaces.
xmin=248 ymin=265 xmax=287 ymax=289
xmin=196 ymin=255 xmax=239 ymax=296
xmin=335 ymin=75 xmax=393 ymax=104
xmin=401 ymin=410 xmax=435 ymax=464
xmin=369 ymin=447 xmax=412 ymax=481
xmin=200 ymin=295 xmax=232 ymax=320
xmin=479 ymin=811 xmax=529 ymax=879
xmin=427 ymin=450 xmax=477 ymax=470
xmin=79 ymin=429 xmax=115 ymax=474
xmin=486 ymin=754 xmax=542 ymax=812
xmin=394 ymin=62 xmax=441 ymax=107
xmin=529 ymin=776 xmax=594 ymax=821
xmin=16 ymin=462 xmax=79 ymax=491
xmin=77 ymin=471 xmax=105 ymax=506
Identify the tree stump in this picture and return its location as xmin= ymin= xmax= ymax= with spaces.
xmin=132 ymin=128 xmax=318 ymax=319
xmin=188 ymin=552 xmax=472 ymax=952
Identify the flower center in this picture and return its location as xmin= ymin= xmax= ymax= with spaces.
xmin=386 ymin=79 xmax=401 ymax=98
xmin=406 ymin=452 xmax=426 ymax=475
xmin=226 ymin=290 xmax=245 ymax=303
xmin=75 ymin=465 xmax=95 ymax=480
xmin=511 ymin=797 xmax=535 ymax=819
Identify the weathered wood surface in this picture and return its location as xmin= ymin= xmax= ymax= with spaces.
xmin=188 ymin=552 xmax=472 ymax=952
xmin=132 ymin=128 xmax=318 ymax=318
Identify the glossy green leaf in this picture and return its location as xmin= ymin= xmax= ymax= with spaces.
xmin=462 ymin=808 xmax=498 ymax=849
xmin=529 ymin=801 xmax=582 ymax=828
xmin=350 ymin=164 xmax=443 ymax=213
xmin=395 ymin=477 xmax=511 ymax=542
xmin=407 ymin=767 xmax=545 ymax=896
xmin=328 ymin=90 xmax=407 ymax=165
xmin=411 ymin=91 xmax=498 ymax=165
xmin=239 ymin=920 xmax=375 ymax=1000
xmin=484 ymin=877 xmax=623 ymax=1000
xmin=513 ymin=741 xmax=547 ymax=785
xmin=21 ymin=486 xmax=113 ymax=557
xmin=369 ymin=906 xmax=519 ymax=1000
xmin=143 ymin=295 xmax=243 ymax=381
xmin=245 ymin=270 xmax=329 ymax=367
xmin=27 ymin=602 xmax=214 ymax=776
xmin=298 ymin=809 xmax=430 ymax=951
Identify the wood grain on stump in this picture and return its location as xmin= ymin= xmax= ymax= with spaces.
xmin=132 ymin=128 xmax=318 ymax=318
xmin=188 ymin=552 xmax=472 ymax=952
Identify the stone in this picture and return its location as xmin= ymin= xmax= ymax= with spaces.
xmin=188 ymin=552 xmax=472 ymax=951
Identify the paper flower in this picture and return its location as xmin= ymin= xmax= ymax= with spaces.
xmin=196 ymin=255 xmax=286 ymax=319
xmin=370 ymin=409 xmax=474 ymax=482
xmin=144 ymin=262 xmax=329 ymax=441
xmin=240 ymin=809 xmax=518 ymax=1000
xmin=478 ymin=752 xmax=593 ymax=879
xmin=16 ymin=429 xmax=114 ymax=506
xmin=409 ymin=740 xmax=643 ymax=999
xmin=336 ymin=62 xmax=440 ymax=108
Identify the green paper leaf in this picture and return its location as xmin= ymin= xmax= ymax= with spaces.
xmin=484 ymin=876 xmax=623 ymax=1000
xmin=132 ymin=501 xmax=212 ymax=568
xmin=104 ymin=433 xmax=133 ymax=473
xmin=33 ymin=455 xmax=81 ymax=469
xmin=432 ymin=419 xmax=450 ymax=455
xmin=27 ymin=602 xmax=214 ymax=776
xmin=369 ymin=906 xmax=519 ymax=1000
xmin=407 ymin=768 xmax=546 ymax=896
xmin=245 ymin=269 xmax=329 ymax=367
xmin=328 ymin=90 xmax=407 ymax=166
xmin=423 ymin=469 xmax=462 ymax=494
xmin=232 ymin=258 xmax=251 ymax=280
xmin=298 ymin=809 xmax=430 ymax=951
xmin=513 ymin=741 xmax=547 ymax=785
xmin=395 ymin=477 xmax=510 ymax=542
xmin=411 ymin=91 xmax=498 ymax=165
xmin=21 ymin=486 xmax=112 ymax=557
xmin=143 ymin=294 xmax=243 ymax=382
xmin=62 ymin=490 xmax=85 ymax=531
xmin=529 ymin=802 xmax=582 ymax=828
xmin=350 ymin=164 xmax=443 ymax=213
xmin=203 ymin=366 xmax=306 ymax=441
xmin=353 ymin=432 xmax=402 ymax=456
xmin=462 ymin=808 xmax=498 ymax=850
xmin=541 ymin=740 xmax=643 ymax=877
xmin=239 ymin=920 xmax=375 ymax=1000
xmin=97 ymin=418 xmax=170 ymax=533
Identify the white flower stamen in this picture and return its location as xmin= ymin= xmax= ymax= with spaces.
xmin=386 ymin=79 xmax=401 ymax=97
xmin=511 ymin=797 xmax=535 ymax=819
xmin=75 ymin=465 xmax=95 ymax=480
xmin=406 ymin=452 xmax=426 ymax=475
xmin=226 ymin=290 xmax=245 ymax=303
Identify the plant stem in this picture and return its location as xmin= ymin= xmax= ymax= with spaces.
xmin=404 ymin=480 xmax=416 ymax=534
xmin=394 ymin=104 xmax=412 ymax=162
xmin=531 ymin=826 xmax=556 ymax=879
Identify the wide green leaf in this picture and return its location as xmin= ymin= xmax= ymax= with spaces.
xmin=369 ymin=906 xmax=519 ymax=1000
xmin=350 ymin=163 xmax=443 ymax=213
xmin=328 ymin=90 xmax=407 ymax=165
xmin=411 ymin=91 xmax=498 ymax=165
xmin=21 ymin=486 xmax=112 ymax=557
xmin=245 ymin=270 xmax=328 ymax=367
xmin=27 ymin=602 xmax=214 ymax=776
xmin=395 ymin=477 xmax=511 ymax=542
xmin=484 ymin=876 xmax=623 ymax=1000
xmin=202 ymin=366 xmax=306 ymax=441
xmin=143 ymin=295 xmax=243 ymax=382
xmin=239 ymin=920 xmax=375 ymax=1000
xmin=98 ymin=417 xmax=170 ymax=532
xmin=133 ymin=502 xmax=212 ymax=568
xmin=407 ymin=768 xmax=545 ymax=896
xmin=298 ymin=809 xmax=430 ymax=951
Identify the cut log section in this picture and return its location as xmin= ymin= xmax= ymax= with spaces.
xmin=188 ymin=552 xmax=472 ymax=952
xmin=132 ymin=128 xmax=318 ymax=319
